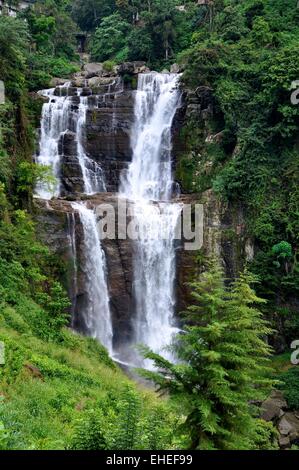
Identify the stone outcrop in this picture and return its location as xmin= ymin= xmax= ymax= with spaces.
xmin=261 ymin=390 xmax=288 ymax=422
xmin=117 ymin=61 xmax=150 ymax=76
xmin=59 ymin=130 xmax=85 ymax=195
xmin=83 ymin=62 xmax=104 ymax=79
xmin=261 ymin=390 xmax=299 ymax=449
xmin=49 ymin=77 xmax=69 ymax=88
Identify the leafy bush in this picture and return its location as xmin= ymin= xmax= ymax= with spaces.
xmin=90 ymin=14 xmax=130 ymax=62
xmin=69 ymin=411 xmax=107 ymax=450
xmin=69 ymin=386 xmax=178 ymax=451
xmin=103 ymin=60 xmax=116 ymax=73
xmin=280 ymin=368 xmax=299 ymax=410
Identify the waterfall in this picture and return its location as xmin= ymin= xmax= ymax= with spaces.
xmin=35 ymin=88 xmax=72 ymax=199
xmin=72 ymin=203 xmax=113 ymax=354
xmin=121 ymin=73 xmax=182 ymax=365
xmin=35 ymin=72 xmax=182 ymax=365
xmin=35 ymin=85 xmax=105 ymax=199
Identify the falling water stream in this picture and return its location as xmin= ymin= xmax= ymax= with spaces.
xmin=71 ymin=203 xmax=113 ymax=355
xmin=77 ymin=96 xmax=106 ymax=194
xmin=121 ymin=73 xmax=182 ymax=366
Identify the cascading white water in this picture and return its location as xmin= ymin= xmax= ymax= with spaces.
xmin=122 ymin=73 xmax=181 ymax=201
xmin=35 ymin=88 xmax=71 ymax=199
xmin=121 ymin=73 xmax=182 ymax=364
xmin=72 ymin=203 xmax=113 ymax=354
xmin=77 ymin=96 xmax=106 ymax=194
xmin=35 ymin=86 xmax=106 ymax=199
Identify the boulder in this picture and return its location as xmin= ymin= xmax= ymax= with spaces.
xmin=278 ymin=436 xmax=291 ymax=449
xmin=71 ymin=73 xmax=87 ymax=88
xmin=134 ymin=62 xmax=150 ymax=74
xmin=118 ymin=62 xmax=135 ymax=76
xmin=83 ymin=63 xmax=104 ymax=79
xmin=117 ymin=61 xmax=148 ymax=76
xmin=170 ymin=63 xmax=180 ymax=74
xmin=50 ymin=77 xmax=69 ymax=88
xmin=261 ymin=390 xmax=288 ymax=422
xmin=278 ymin=412 xmax=299 ymax=441
xmin=88 ymin=76 xmax=117 ymax=88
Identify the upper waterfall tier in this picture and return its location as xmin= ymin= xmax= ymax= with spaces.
xmin=35 ymin=78 xmax=134 ymax=198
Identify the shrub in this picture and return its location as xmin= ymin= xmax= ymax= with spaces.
xmin=103 ymin=60 xmax=116 ymax=73
xmin=280 ymin=368 xmax=299 ymax=410
xmin=69 ymin=411 xmax=107 ymax=450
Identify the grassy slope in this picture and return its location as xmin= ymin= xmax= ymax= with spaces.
xmin=0 ymin=314 xmax=174 ymax=450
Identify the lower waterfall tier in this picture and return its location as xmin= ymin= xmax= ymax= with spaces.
xmin=34 ymin=191 xmax=250 ymax=358
xmin=34 ymin=194 xmax=194 ymax=355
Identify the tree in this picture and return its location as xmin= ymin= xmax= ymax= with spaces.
xmin=24 ymin=2 xmax=77 ymax=58
xmin=90 ymin=13 xmax=130 ymax=62
xmin=127 ymin=26 xmax=153 ymax=61
xmin=0 ymin=16 xmax=29 ymax=95
xmin=144 ymin=0 xmax=178 ymax=61
xmin=140 ymin=264 xmax=276 ymax=450
xmin=71 ymin=0 xmax=116 ymax=31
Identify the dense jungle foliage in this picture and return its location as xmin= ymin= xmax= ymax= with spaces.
xmin=0 ymin=0 xmax=298 ymax=451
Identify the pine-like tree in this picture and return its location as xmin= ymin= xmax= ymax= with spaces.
xmin=139 ymin=263 xmax=277 ymax=450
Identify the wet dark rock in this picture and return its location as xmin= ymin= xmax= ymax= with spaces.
xmin=54 ymin=87 xmax=77 ymax=97
xmin=84 ymin=91 xmax=135 ymax=191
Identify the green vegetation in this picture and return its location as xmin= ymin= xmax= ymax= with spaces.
xmin=72 ymin=0 xmax=199 ymax=68
xmin=174 ymin=0 xmax=299 ymax=340
xmin=280 ymin=367 xmax=299 ymax=410
xmin=0 ymin=322 xmax=178 ymax=450
xmin=1 ymin=0 xmax=299 ymax=452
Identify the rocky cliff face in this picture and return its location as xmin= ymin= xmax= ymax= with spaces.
xmin=172 ymin=82 xmax=252 ymax=280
